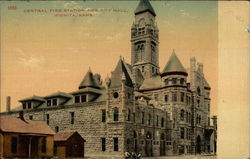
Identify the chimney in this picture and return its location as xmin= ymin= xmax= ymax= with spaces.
xmin=18 ymin=111 xmax=25 ymax=121
xmin=6 ymin=96 xmax=11 ymax=112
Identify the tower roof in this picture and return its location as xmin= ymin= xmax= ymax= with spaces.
xmin=135 ymin=0 xmax=156 ymax=16
xmin=79 ymin=69 xmax=100 ymax=89
xmin=110 ymin=58 xmax=133 ymax=88
xmin=162 ymin=50 xmax=188 ymax=76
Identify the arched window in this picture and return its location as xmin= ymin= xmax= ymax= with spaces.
xmin=186 ymin=112 xmax=189 ymax=123
xmin=197 ymin=87 xmax=201 ymax=96
xmin=180 ymin=110 xmax=185 ymax=121
xmin=114 ymin=108 xmax=119 ymax=121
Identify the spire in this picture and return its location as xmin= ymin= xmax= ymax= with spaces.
xmin=134 ymin=0 xmax=156 ymax=16
xmin=162 ymin=50 xmax=188 ymax=76
xmin=110 ymin=58 xmax=133 ymax=88
xmin=79 ymin=68 xmax=100 ymax=89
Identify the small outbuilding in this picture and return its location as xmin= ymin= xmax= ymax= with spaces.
xmin=54 ymin=131 xmax=85 ymax=158
xmin=0 ymin=113 xmax=55 ymax=158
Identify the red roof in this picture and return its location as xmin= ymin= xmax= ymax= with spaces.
xmin=0 ymin=116 xmax=55 ymax=135
xmin=54 ymin=131 xmax=85 ymax=142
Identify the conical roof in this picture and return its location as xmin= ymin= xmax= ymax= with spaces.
xmin=162 ymin=50 xmax=188 ymax=76
xmin=79 ymin=69 xmax=100 ymax=89
xmin=110 ymin=58 xmax=133 ymax=88
xmin=135 ymin=0 xmax=156 ymax=16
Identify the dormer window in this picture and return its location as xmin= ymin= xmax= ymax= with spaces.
xmin=27 ymin=102 xmax=32 ymax=109
xmin=22 ymin=103 xmax=26 ymax=109
xmin=52 ymin=99 xmax=57 ymax=106
xmin=75 ymin=96 xmax=80 ymax=103
xmin=172 ymin=78 xmax=177 ymax=85
xmin=47 ymin=100 xmax=51 ymax=106
xmin=81 ymin=95 xmax=87 ymax=102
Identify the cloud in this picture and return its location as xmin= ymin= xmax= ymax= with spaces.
xmin=18 ymin=55 xmax=45 ymax=68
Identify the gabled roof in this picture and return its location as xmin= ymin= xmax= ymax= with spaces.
xmin=0 ymin=116 xmax=55 ymax=135
xmin=19 ymin=95 xmax=45 ymax=103
xmin=110 ymin=58 xmax=133 ymax=88
xmin=79 ymin=69 xmax=100 ymax=89
xmin=44 ymin=91 xmax=72 ymax=99
xmin=135 ymin=0 xmax=156 ymax=16
xmin=54 ymin=131 xmax=85 ymax=142
xmin=134 ymin=68 xmax=144 ymax=86
xmin=162 ymin=51 xmax=188 ymax=76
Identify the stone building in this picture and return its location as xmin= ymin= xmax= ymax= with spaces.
xmin=0 ymin=0 xmax=217 ymax=158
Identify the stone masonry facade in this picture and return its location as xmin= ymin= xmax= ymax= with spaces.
xmin=0 ymin=0 xmax=217 ymax=159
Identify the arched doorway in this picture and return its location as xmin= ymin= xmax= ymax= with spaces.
xmin=145 ymin=132 xmax=153 ymax=157
xmin=160 ymin=133 xmax=166 ymax=156
xmin=196 ymin=135 xmax=201 ymax=154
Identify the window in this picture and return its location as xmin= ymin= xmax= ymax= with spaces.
xmin=172 ymin=78 xmax=177 ymax=84
xmin=208 ymin=104 xmax=210 ymax=111
xmin=180 ymin=110 xmax=185 ymax=121
xmin=154 ymin=94 xmax=159 ymax=100
xmin=102 ymin=109 xmax=106 ymax=122
xmin=147 ymin=114 xmax=151 ymax=126
xmin=55 ymin=126 xmax=59 ymax=133
xmin=172 ymin=93 xmax=177 ymax=102
xmin=46 ymin=114 xmax=49 ymax=125
xmin=75 ymin=96 xmax=80 ymax=103
xmin=23 ymin=103 xmax=26 ymax=109
xmin=70 ymin=112 xmax=75 ymax=124
xmin=180 ymin=78 xmax=185 ymax=85
xmin=128 ymin=109 xmax=131 ymax=121
xmin=11 ymin=137 xmax=17 ymax=154
xmin=29 ymin=115 xmax=33 ymax=120
xmin=27 ymin=102 xmax=32 ymax=109
xmin=186 ymin=112 xmax=189 ymax=123
xmin=47 ymin=100 xmax=51 ymax=106
xmin=164 ymin=94 xmax=168 ymax=102
xmin=208 ymin=117 xmax=210 ymax=126
xmin=113 ymin=137 xmax=119 ymax=152
xmin=41 ymin=137 xmax=46 ymax=153
xmin=81 ymin=95 xmax=87 ymax=102
xmin=164 ymin=79 xmax=169 ymax=85
xmin=161 ymin=118 xmax=164 ymax=128
xmin=180 ymin=127 xmax=185 ymax=139
xmin=152 ymin=67 xmax=154 ymax=73
xmin=52 ymin=98 xmax=57 ymax=106
xmin=113 ymin=92 xmax=119 ymax=99
xmin=142 ymin=66 xmax=144 ymax=72
xmin=197 ymin=99 xmax=200 ymax=107
xmin=181 ymin=92 xmax=185 ymax=102
xmin=141 ymin=112 xmax=145 ymax=124
xmin=156 ymin=115 xmax=159 ymax=127
xmin=114 ymin=108 xmax=119 ymax=121
xmin=127 ymin=93 xmax=131 ymax=99
xmin=101 ymin=138 xmax=106 ymax=151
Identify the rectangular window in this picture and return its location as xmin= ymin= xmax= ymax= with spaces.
xmin=52 ymin=98 xmax=57 ymax=106
xmin=172 ymin=93 xmax=177 ymax=102
xmin=113 ymin=137 xmax=119 ymax=152
xmin=156 ymin=115 xmax=159 ymax=127
xmin=81 ymin=95 xmax=87 ymax=102
xmin=23 ymin=103 xmax=26 ymax=109
xmin=164 ymin=94 xmax=168 ymax=102
xmin=142 ymin=112 xmax=145 ymax=124
xmin=180 ymin=127 xmax=185 ymax=139
xmin=70 ymin=112 xmax=75 ymax=124
xmin=142 ymin=66 xmax=144 ymax=72
xmin=11 ymin=137 xmax=17 ymax=154
xmin=29 ymin=115 xmax=33 ymax=120
xmin=181 ymin=92 xmax=185 ymax=102
xmin=55 ymin=126 xmax=59 ymax=133
xmin=41 ymin=137 xmax=46 ymax=153
xmin=27 ymin=102 xmax=32 ymax=109
xmin=172 ymin=78 xmax=177 ymax=84
xmin=75 ymin=96 xmax=80 ymax=103
xmin=47 ymin=100 xmax=51 ymax=106
xmin=46 ymin=114 xmax=49 ymax=125
xmin=154 ymin=94 xmax=159 ymax=100
xmin=101 ymin=138 xmax=106 ymax=151
xmin=102 ymin=109 xmax=106 ymax=122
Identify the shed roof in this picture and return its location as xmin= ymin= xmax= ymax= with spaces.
xmin=44 ymin=91 xmax=72 ymax=99
xmin=19 ymin=95 xmax=45 ymax=102
xmin=0 ymin=116 xmax=55 ymax=135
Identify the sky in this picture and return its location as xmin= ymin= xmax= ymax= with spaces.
xmin=0 ymin=1 xmax=218 ymax=115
